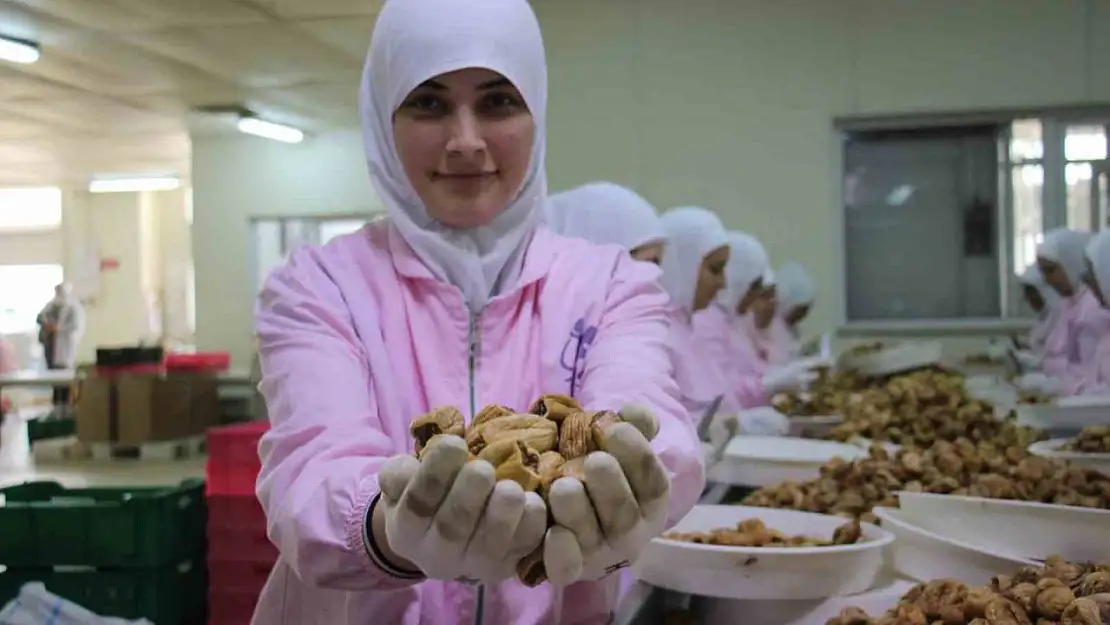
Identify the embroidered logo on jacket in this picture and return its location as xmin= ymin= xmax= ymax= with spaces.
xmin=559 ymin=317 xmax=598 ymax=396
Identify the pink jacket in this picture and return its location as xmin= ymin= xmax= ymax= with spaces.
xmin=252 ymin=222 xmax=703 ymax=625
xmin=691 ymin=306 xmax=768 ymax=410
xmin=1042 ymin=287 xmax=1110 ymax=380
xmin=738 ymin=314 xmax=791 ymax=367
xmin=1029 ymin=306 xmax=1064 ymax=353
xmin=666 ymin=307 xmax=736 ymax=422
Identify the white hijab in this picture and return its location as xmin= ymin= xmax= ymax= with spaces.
xmin=1037 ymin=228 xmax=1093 ymax=291
xmin=545 ymin=182 xmax=666 ymax=251
xmin=776 ymin=262 xmax=817 ymax=311
xmin=718 ymin=232 xmax=769 ymax=311
xmin=1018 ymin=264 xmax=1062 ymax=309
xmin=1086 ymin=231 xmax=1110 ymax=304
xmin=659 ymin=207 xmax=729 ymax=311
xmin=359 ymin=0 xmax=548 ymax=312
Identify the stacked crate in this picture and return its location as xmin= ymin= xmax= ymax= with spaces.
xmin=206 ymin=421 xmax=274 ymax=625
xmin=0 ymin=479 xmax=207 ymax=624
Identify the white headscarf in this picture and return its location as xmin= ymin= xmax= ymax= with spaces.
xmin=776 ymin=262 xmax=817 ymax=311
xmin=718 ymin=232 xmax=769 ymax=311
xmin=1036 ymin=228 xmax=1093 ymax=290
xmin=659 ymin=207 xmax=729 ymax=311
xmin=545 ymin=182 xmax=665 ymax=251
xmin=1086 ymin=231 xmax=1110 ymax=303
xmin=1017 ymin=264 xmax=1062 ymax=309
xmin=359 ymin=0 xmax=547 ymax=311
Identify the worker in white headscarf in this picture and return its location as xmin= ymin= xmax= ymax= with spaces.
xmin=775 ymin=262 xmax=817 ymax=351
xmin=545 ymin=181 xmax=667 ymax=264
xmin=35 ymin=282 xmax=83 ymax=405
xmin=1017 ymin=264 xmax=1063 ymax=354
xmin=250 ymin=0 xmax=703 ymax=622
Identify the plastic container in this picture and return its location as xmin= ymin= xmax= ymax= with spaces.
xmin=708 ymin=436 xmax=867 ymax=487
xmin=872 ymin=506 xmax=1036 ymax=585
xmin=206 ymin=421 xmax=269 ymax=497
xmin=95 ymin=347 xmax=164 ymax=368
xmin=1015 ymin=396 xmax=1110 ymax=435
xmin=896 ymin=491 xmax=1110 ymax=563
xmin=27 ymin=416 xmax=76 ymax=443
xmin=165 ymin=352 xmax=230 ymax=373
xmin=633 ymin=505 xmax=893 ymax=600
xmin=1028 ymin=438 xmax=1110 ymax=473
xmin=0 ymin=558 xmax=205 ymax=625
xmin=698 ymin=575 xmax=916 ymax=625
xmin=787 ymin=414 xmax=843 ymax=438
xmin=0 ymin=479 xmax=205 ymax=567
xmin=208 ymin=494 xmax=276 ymax=565
xmin=843 ymin=342 xmax=944 ymax=378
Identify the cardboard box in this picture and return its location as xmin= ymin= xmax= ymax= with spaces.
xmin=76 ymin=371 xmax=221 ymax=445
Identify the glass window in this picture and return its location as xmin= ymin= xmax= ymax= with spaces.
xmin=1066 ymin=162 xmax=1094 ymax=231
xmin=0 ymin=264 xmax=65 ymax=334
xmin=319 ymin=219 xmax=367 ymax=244
xmin=1010 ymin=119 xmax=1043 ymax=161
xmin=1065 ymin=125 xmax=1108 ymax=161
xmin=1012 ymin=164 xmax=1043 ymax=274
xmin=0 ymin=187 xmax=63 ymax=232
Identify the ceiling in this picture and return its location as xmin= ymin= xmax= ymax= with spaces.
xmin=0 ymin=0 xmax=382 ymax=187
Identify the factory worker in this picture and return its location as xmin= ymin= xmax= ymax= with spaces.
xmin=774 ymin=262 xmax=817 ymax=356
xmin=251 ymin=0 xmax=703 ymax=623
xmin=692 ymin=233 xmax=819 ymax=432
xmin=35 ymin=282 xmax=84 ymax=405
xmin=1018 ymin=264 xmax=1063 ymax=354
xmin=744 ymin=268 xmax=792 ymax=367
xmin=1019 ymin=229 xmax=1110 ymax=394
xmin=545 ymin=181 xmax=666 ymax=264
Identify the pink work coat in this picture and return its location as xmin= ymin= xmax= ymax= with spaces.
xmin=665 ymin=307 xmax=736 ymax=423
xmin=739 ymin=313 xmax=791 ymax=367
xmin=252 ymin=221 xmax=703 ymax=625
xmin=1042 ymin=287 xmax=1110 ymax=380
xmin=691 ymin=305 xmax=768 ymax=410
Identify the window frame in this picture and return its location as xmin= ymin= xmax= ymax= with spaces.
xmin=0 ymin=187 xmax=64 ymax=233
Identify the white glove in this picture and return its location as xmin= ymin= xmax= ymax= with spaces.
xmin=761 ymin=357 xmax=830 ymax=395
xmin=377 ymin=435 xmax=547 ymax=582
xmin=543 ymin=405 xmax=670 ymax=586
xmin=736 ymin=406 xmax=790 ymax=436
xmin=1016 ymin=373 xmax=1063 ymax=396
xmin=984 ymin=342 xmax=1008 ymax=360
xmin=1011 ymin=349 xmax=1042 ymax=371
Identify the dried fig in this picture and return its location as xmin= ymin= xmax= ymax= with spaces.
xmin=517 ymin=545 xmax=546 ymax=588
xmin=1036 ymin=586 xmax=1075 ymax=621
xmin=1060 ymin=597 xmax=1102 ymax=625
xmin=984 ymin=596 xmax=1032 ymax=625
xmin=1077 ymin=572 xmax=1110 ymax=596
xmin=559 ymin=411 xmax=598 ymax=459
xmin=468 ymin=414 xmax=558 ymax=455
xmin=589 ymin=410 xmax=624 ymax=450
xmin=832 ymin=520 xmax=862 ymax=545
xmin=537 ymin=451 xmax=567 ymax=497
xmin=472 ymin=404 xmax=515 ymax=428
xmin=410 ymin=406 xmax=466 ymax=454
xmin=529 ymin=393 xmax=582 ymax=422
xmin=477 ymin=439 xmax=542 ymax=492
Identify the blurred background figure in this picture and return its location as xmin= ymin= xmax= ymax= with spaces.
xmin=774 ymin=262 xmax=817 ymax=357
xmin=35 ymin=282 xmax=84 ymax=405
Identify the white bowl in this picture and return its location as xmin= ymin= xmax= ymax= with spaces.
xmin=896 ymin=491 xmax=1110 ymax=563
xmin=1028 ymin=438 xmax=1110 ymax=473
xmin=699 ymin=575 xmax=916 ymax=625
xmin=787 ymin=414 xmax=843 ymax=438
xmin=634 ymin=505 xmax=893 ymax=600
xmin=708 ymin=436 xmax=867 ymax=486
xmin=872 ymin=506 xmax=1036 ymax=585
xmin=1015 ymin=398 xmax=1110 ymax=434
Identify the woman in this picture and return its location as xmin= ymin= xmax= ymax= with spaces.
xmin=774 ymin=262 xmax=817 ymax=356
xmin=743 ymin=269 xmax=792 ymax=367
xmin=1017 ymin=264 xmax=1062 ymax=354
xmin=545 ymin=182 xmax=666 ymax=264
xmin=692 ymin=233 xmax=815 ymax=422
xmin=1019 ymin=228 xmax=1110 ymax=393
xmin=35 ymin=283 xmax=84 ymax=405
xmin=1070 ymin=231 xmax=1110 ymax=394
xmin=252 ymin=1 xmax=703 ymax=623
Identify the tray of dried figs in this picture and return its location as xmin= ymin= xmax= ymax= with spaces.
xmin=708 ymin=436 xmax=869 ymax=487
xmin=632 ymin=505 xmax=892 ymax=600
xmin=839 ymin=341 xmax=945 ymax=379
xmin=1029 ymin=426 xmax=1110 ymax=473
xmin=408 ymin=393 xmax=656 ymax=587
xmin=827 ymin=556 xmax=1110 ymax=625
xmin=1016 ymin=394 xmax=1110 ymax=434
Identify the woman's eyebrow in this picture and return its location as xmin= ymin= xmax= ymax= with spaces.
xmin=478 ymin=77 xmax=512 ymax=90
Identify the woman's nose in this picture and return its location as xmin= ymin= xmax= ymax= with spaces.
xmin=445 ymin=109 xmax=486 ymax=157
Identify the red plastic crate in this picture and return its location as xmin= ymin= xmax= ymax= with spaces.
xmin=207 ymin=495 xmax=276 ymax=566
xmin=208 ymin=559 xmax=274 ymax=594
xmin=166 ymin=351 xmax=231 ymax=372
xmin=207 ymin=421 xmax=269 ymax=497
xmin=208 ymin=494 xmax=267 ymax=530
xmin=208 ymin=587 xmax=260 ymax=625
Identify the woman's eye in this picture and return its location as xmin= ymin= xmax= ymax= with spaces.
xmin=402 ymin=94 xmax=445 ymax=114
xmin=481 ymin=92 xmax=525 ymax=114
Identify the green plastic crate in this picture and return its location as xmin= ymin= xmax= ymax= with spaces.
xmin=0 ymin=557 xmax=206 ymax=625
xmin=0 ymin=479 xmax=205 ymax=568
xmin=27 ymin=417 xmax=76 ymax=443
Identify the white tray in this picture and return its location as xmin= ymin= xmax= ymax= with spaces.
xmin=699 ymin=574 xmax=915 ymax=625
xmin=1028 ymin=438 xmax=1110 ymax=473
xmin=872 ymin=506 xmax=1036 ymax=585
xmin=1014 ymin=399 xmax=1110 ymax=434
xmin=707 ymin=436 xmax=867 ymax=486
xmin=634 ymin=505 xmax=893 ymax=600
xmin=845 ymin=342 xmax=944 ymax=378
xmin=896 ymin=491 xmax=1110 ymax=563
xmin=787 ymin=414 xmax=843 ymax=438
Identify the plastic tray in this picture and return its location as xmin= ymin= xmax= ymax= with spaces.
xmin=1015 ymin=396 xmax=1110 ymax=434
xmin=872 ymin=506 xmax=1036 ymax=585
xmin=206 ymin=421 xmax=269 ymax=497
xmin=698 ymin=574 xmax=916 ymax=625
xmin=633 ymin=505 xmax=892 ymax=600
xmin=896 ymin=491 xmax=1110 ymax=563
xmin=707 ymin=436 xmax=867 ymax=487
xmin=0 ymin=558 xmax=206 ymax=625
xmin=844 ymin=342 xmax=944 ymax=378
xmin=787 ymin=414 xmax=843 ymax=438
xmin=0 ymin=479 xmax=205 ymax=568
xmin=1028 ymin=438 xmax=1110 ymax=473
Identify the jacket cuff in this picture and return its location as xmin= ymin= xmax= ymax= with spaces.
xmin=363 ymin=493 xmax=425 ymax=581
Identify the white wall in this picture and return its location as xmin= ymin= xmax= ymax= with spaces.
xmin=191 ymin=0 xmax=1110 ymax=365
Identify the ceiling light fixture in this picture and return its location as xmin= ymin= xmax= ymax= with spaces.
xmin=89 ymin=175 xmax=181 ymax=194
xmin=0 ymin=35 xmax=40 ymax=64
xmin=236 ymin=115 xmax=305 ymax=144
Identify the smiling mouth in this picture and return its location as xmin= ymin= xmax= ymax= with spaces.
xmin=435 ymin=172 xmax=496 ymax=180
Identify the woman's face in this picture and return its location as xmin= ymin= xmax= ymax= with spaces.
xmin=785 ymin=303 xmax=811 ymax=327
xmin=1037 ymin=257 xmax=1073 ymax=296
xmin=393 ymin=67 xmax=534 ymax=229
xmin=753 ymin=285 xmax=777 ymax=329
xmin=736 ymin=277 xmax=764 ymax=315
xmin=1022 ymin=284 xmax=1045 ymax=313
xmin=693 ymin=245 xmax=730 ymax=311
xmin=630 ymin=242 xmax=665 ymax=266
xmin=1083 ymin=259 xmax=1106 ymax=307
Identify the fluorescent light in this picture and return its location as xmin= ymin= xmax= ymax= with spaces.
xmin=89 ymin=176 xmax=181 ymax=193
xmin=237 ymin=116 xmax=305 ymax=144
xmin=0 ymin=36 xmax=40 ymax=64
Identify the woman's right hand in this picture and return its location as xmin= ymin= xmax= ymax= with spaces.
xmin=376 ymin=435 xmax=548 ymax=583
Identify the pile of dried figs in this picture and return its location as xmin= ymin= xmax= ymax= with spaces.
xmin=828 ymin=556 xmax=1110 ymax=625
xmin=742 ymin=439 xmax=1110 ymax=520
xmin=664 ymin=517 xmax=863 ymax=548
xmin=1063 ymin=427 xmax=1110 ymax=454
xmin=409 ymin=393 xmax=653 ymax=586
xmin=771 ymin=368 xmax=868 ymax=417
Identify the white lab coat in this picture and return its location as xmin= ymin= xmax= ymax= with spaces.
xmin=37 ymin=297 xmax=85 ymax=368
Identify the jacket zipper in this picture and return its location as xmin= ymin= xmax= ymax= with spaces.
xmin=468 ymin=312 xmax=485 ymax=625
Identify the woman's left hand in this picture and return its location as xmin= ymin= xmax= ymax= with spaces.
xmin=541 ymin=413 xmax=670 ymax=586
